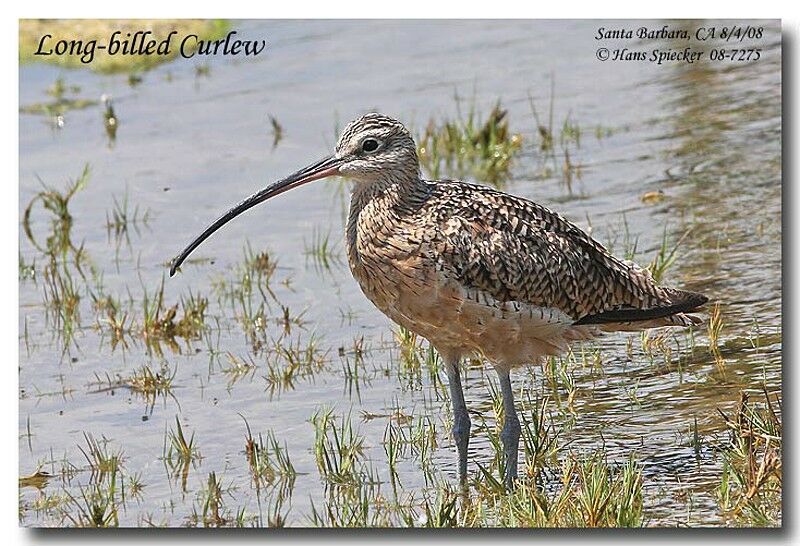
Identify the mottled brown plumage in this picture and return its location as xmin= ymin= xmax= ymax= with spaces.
xmin=170 ymin=112 xmax=708 ymax=489
xmin=341 ymin=115 xmax=706 ymax=370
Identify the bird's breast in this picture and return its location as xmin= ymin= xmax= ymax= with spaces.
xmin=347 ymin=197 xmax=451 ymax=329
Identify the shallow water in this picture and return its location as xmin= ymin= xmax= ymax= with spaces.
xmin=19 ymin=19 xmax=781 ymax=527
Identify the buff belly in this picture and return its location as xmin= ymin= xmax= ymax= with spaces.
xmin=352 ymin=261 xmax=598 ymax=369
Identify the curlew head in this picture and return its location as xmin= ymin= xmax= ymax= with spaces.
xmin=334 ymin=113 xmax=419 ymax=183
xmin=169 ymin=113 xmax=418 ymax=276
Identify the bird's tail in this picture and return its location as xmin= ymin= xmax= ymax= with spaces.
xmin=574 ymin=288 xmax=709 ymax=327
xmin=597 ymin=311 xmax=703 ymax=332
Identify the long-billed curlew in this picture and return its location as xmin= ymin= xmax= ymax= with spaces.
xmin=170 ymin=113 xmax=708 ymax=489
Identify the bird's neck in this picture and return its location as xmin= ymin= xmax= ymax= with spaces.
xmin=348 ymin=172 xmax=427 ymax=214
xmin=346 ymin=173 xmax=429 ymax=268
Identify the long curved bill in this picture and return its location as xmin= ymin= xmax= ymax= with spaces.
xmin=169 ymin=155 xmax=342 ymax=277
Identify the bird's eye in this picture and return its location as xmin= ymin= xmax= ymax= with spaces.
xmin=361 ymin=138 xmax=380 ymax=153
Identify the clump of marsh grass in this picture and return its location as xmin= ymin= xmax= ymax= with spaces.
xmin=197 ymin=472 xmax=226 ymax=526
xmin=212 ymin=243 xmax=280 ymax=352
xmin=187 ymin=471 xmax=245 ymax=527
xmin=394 ymin=326 xmax=424 ymax=388
xmin=409 ymin=486 xmax=466 ymax=527
xmin=162 ymin=416 xmax=201 ymax=493
xmin=639 ymin=329 xmax=681 ymax=371
xmin=530 ymin=90 xmax=579 ymax=153
xmin=519 ymin=394 xmax=561 ymax=485
xmin=60 ymin=457 xmax=141 ymax=526
xmin=543 ymin=354 xmax=578 ymax=410
xmin=127 ymin=72 xmax=144 ymax=86
xmin=41 ymin=259 xmax=82 ymax=350
xmin=311 ymin=409 xmax=371 ymax=486
xmin=528 ymin=80 xmax=558 ymax=153
xmin=23 ymin=164 xmax=90 ymax=257
xmin=194 ymin=63 xmax=211 ymax=78
xmin=308 ymin=480 xmax=389 ymax=527
xmin=141 ymin=280 xmax=208 ymax=354
xmin=417 ymin=100 xmax=523 ymax=187
xmin=474 ymin=452 xmax=644 ymax=528
xmin=89 ymin=362 xmax=177 ymax=411
xmin=220 ymin=353 xmax=258 ymax=385
xmin=93 ymin=293 xmax=132 ymax=349
xmin=392 ymin=326 xmax=443 ymax=391
xmin=716 ymin=389 xmax=782 ymax=526
xmin=164 ymin=416 xmax=200 ymax=466
xmin=105 ymin=190 xmax=152 ymax=244
xmin=708 ymin=303 xmax=725 ymax=367
xmin=243 ymin=244 xmax=277 ymax=278
xmin=78 ymin=433 xmax=124 ymax=480
xmin=264 ymin=333 xmax=328 ymax=395
xmin=303 ymin=228 xmax=342 ymax=272
xmin=126 ymin=472 xmax=146 ymax=500
xmin=527 ymin=82 xmax=585 ymax=190
xmin=604 ymin=217 xmax=691 ymax=296
xmin=602 ymin=213 xmax=639 ymax=262
xmin=647 ymin=225 xmax=691 ymax=284
xmin=241 ymin=416 xmax=297 ymax=488
xmin=382 ymin=413 xmax=439 ymax=493
xmin=383 ymin=420 xmax=403 ymax=491
xmin=340 ymin=337 xmax=370 ymax=399
xmin=62 ymin=480 xmax=120 ymax=527
xmin=60 ymin=435 xmax=127 ymax=527
xmin=126 ymin=363 xmax=177 ymax=403
xmin=23 ymin=165 xmax=96 ymax=352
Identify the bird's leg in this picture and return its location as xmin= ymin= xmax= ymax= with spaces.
xmin=497 ymin=368 xmax=521 ymax=490
xmin=445 ymin=356 xmax=471 ymax=485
